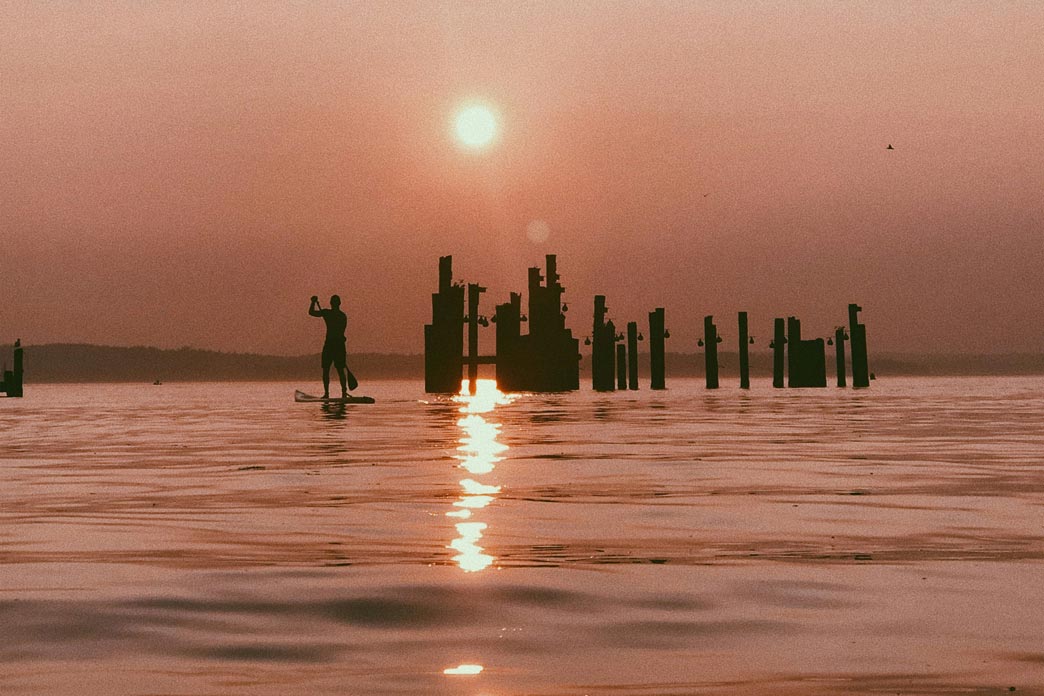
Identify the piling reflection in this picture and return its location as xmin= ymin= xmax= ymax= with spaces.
xmin=448 ymin=379 xmax=512 ymax=572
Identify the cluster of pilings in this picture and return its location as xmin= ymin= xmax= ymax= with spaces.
xmin=424 ymin=254 xmax=870 ymax=394
xmin=496 ymin=255 xmax=580 ymax=392
xmin=1 ymin=339 xmax=24 ymax=398
xmin=769 ymin=304 xmax=870 ymax=388
xmin=589 ymin=298 xmax=668 ymax=392
xmin=424 ymin=257 xmax=466 ymax=393
xmin=690 ymin=304 xmax=869 ymax=389
xmin=424 ymin=255 xmax=580 ymax=395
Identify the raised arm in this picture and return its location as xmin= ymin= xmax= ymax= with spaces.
xmin=308 ymin=295 xmax=323 ymax=317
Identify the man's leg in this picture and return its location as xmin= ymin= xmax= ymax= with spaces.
xmin=334 ymin=350 xmax=348 ymax=398
xmin=321 ymin=348 xmax=332 ymax=398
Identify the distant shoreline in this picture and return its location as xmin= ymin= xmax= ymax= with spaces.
xmin=5 ymin=343 xmax=1044 ymax=383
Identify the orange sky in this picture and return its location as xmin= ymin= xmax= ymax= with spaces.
xmin=2 ymin=2 xmax=1042 ymax=355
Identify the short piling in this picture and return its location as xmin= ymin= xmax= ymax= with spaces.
xmin=849 ymin=304 xmax=869 ymax=388
xmin=627 ymin=321 xmax=639 ymax=390
xmin=835 ymin=326 xmax=847 ymax=387
xmin=772 ymin=318 xmax=785 ymax=388
xmin=616 ymin=344 xmax=627 ymax=390
xmin=649 ymin=308 xmax=666 ymax=390
xmin=738 ymin=312 xmax=750 ymax=390
xmin=704 ymin=315 xmax=719 ymax=389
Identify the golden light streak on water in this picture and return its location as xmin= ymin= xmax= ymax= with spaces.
xmin=447 ymin=379 xmax=512 ymax=572
xmin=443 ymin=663 xmax=484 ymax=675
xmin=449 ymin=521 xmax=493 ymax=572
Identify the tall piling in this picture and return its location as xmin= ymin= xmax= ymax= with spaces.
xmin=649 ymin=308 xmax=666 ymax=390
xmin=424 ymin=256 xmax=465 ymax=393
xmin=738 ymin=312 xmax=750 ymax=389
xmin=849 ymin=304 xmax=869 ymax=388
xmin=592 ymin=296 xmax=616 ymax=391
xmin=704 ymin=315 xmax=719 ymax=389
xmin=627 ymin=321 xmax=639 ymax=390
xmin=467 ymin=283 xmax=485 ymax=395
xmin=616 ymin=344 xmax=627 ymax=390
xmin=835 ymin=327 xmax=847 ymax=387
xmin=772 ymin=318 xmax=785 ymax=388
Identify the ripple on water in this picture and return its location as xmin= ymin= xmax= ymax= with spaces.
xmin=2 ymin=378 xmax=1044 ymax=694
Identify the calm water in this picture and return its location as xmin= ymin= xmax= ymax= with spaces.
xmin=2 ymin=377 xmax=1043 ymax=695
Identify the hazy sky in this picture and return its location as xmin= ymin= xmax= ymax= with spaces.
xmin=2 ymin=1 xmax=1042 ymax=355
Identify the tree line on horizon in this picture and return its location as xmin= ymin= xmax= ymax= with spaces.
xmin=3 ymin=343 xmax=1044 ymax=383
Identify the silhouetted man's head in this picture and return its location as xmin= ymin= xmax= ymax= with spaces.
xmin=330 ymin=295 xmax=341 ymax=308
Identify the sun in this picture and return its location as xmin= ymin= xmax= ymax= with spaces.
xmin=454 ymin=104 xmax=497 ymax=149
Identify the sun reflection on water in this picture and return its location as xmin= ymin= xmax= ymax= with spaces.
xmin=443 ymin=663 xmax=484 ymax=675
xmin=448 ymin=379 xmax=513 ymax=572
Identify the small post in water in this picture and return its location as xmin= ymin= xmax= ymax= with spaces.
xmin=835 ymin=326 xmax=847 ymax=387
xmin=772 ymin=318 xmax=785 ymax=388
xmin=849 ymin=303 xmax=870 ymax=388
xmin=738 ymin=312 xmax=750 ymax=390
xmin=627 ymin=321 xmax=639 ymax=390
xmin=616 ymin=343 xmax=627 ymax=390
xmin=649 ymin=308 xmax=666 ymax=390
xmin=704 ymin=315 xmax=719 ymax=389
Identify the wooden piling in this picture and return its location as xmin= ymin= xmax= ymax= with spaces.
xmin=835 ymin=326 xmax=847 ymax=387
xmin=592 ymin=296 xmax=615 ymax=391
xmin=849 ymin=304 xmax=869 ymax=388
xmin=616 ymin=344 xmax=627 ymax=390
xmin=738 ymin=312 xmax=750 ymax=389
xmin=627 ymin=321 xmax=638 ymax=390
xmin=704 ymin=315 xmax=719 ymax=389
xmin=772 ymin=318 xmax=785 ymax=388
xmin=649 ymin=308 xmax=665 ymax=390
xmin=467 ymin=283 xmax=485 ymax=395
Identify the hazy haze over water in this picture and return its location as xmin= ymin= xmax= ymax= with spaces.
xmin=2 ymin=2 xmax=1043 ymax=354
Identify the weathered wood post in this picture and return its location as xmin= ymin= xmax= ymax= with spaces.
xmin=11 ymin=340 xmax=22 ymax=397
xmin=616 ymin=344 xmax=627 ymax=390
xmin=835 ymin=326 xmax=847 ymax=387
xmin=738 ymin=312 xmax=750 ymax=390
xmin=772 ymin=318 xmax=785 ymax=388
xmin=592 ymin=296 xmax=616 ymax=391
xmin=467 ymin=283 xmax=485 ymax=395
xmin=786 ymin=317 xmax=802 ymax=388
xmin=703 ymin=315 xmax=719 ymax=389
xmin=1 ymin=339 xmax=24 ymax=398
xmin=424 ymin=256 xmax=466 ymax=394
xmin=849 ymin=303 xmax=870 ymax=388
xmin=649 ymin=308 xmax=666 ymax=390
xmin=626 ymin=321 xmax=639 ymax=390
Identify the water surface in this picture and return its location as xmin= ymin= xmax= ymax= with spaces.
xmin=2 ymin=377 xmax=1043 ymax=694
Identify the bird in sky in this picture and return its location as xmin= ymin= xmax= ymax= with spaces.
xmin=886 ymin=144 xmax=895 ymax=150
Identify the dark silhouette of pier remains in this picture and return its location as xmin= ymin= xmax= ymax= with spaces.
xmin=425 ymin=255 xmax=580 ymax=394
xmin=1 ymin=339 xmax=24 ymax=397
xmin=423 ymin=253 xmax=870 ymax=394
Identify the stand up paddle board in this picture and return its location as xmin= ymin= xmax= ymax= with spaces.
xmin=295 ymin=390 xmax=375 ymax=404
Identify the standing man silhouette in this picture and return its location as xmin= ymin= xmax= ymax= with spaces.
xmin=309 ymin=294 xmax=358 ymax=399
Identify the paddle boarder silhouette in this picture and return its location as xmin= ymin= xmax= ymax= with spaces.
xmin=309 ymin=294 xmax=358 ymax=399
